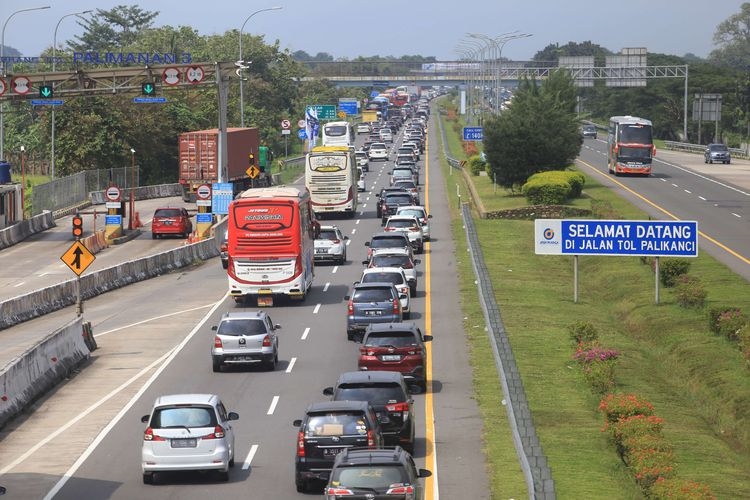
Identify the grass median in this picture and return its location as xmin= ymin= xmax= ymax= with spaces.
xmin=436 ymin=109 xmax=750 ymax=498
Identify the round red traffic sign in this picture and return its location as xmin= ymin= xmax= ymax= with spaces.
xmin=281 ymin=119 xmax=291 ymax=130
xmin=105 ymin=186 xmax=121 ymax=201
xmin=297 ymin=119 xmax=306 ymax=128
xmin=162 ymin=67 xmax=181 ymax=86
xmin=196 ymin=184 xmax=212 ymax=200
xmin=0 ymin=78 xmax=5 ymax=96
xmin=185 ymin=66 xmax=205 ymax=84
xmin=11 ymin=76 xmax=30 ymax=95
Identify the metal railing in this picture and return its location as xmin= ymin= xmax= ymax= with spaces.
xmin=662 ymin=141 xmax=748 ymax=159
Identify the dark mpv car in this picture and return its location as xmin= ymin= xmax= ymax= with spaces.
xmin=323 ymin=371 xmax=416 ymax=453
xmin=293 ymin=400 xmax=383 ymax=493
xmin=359 ymin=323 xmax=433 ymax=392
xmin=345 ymin=282 xmax=405 ymax=341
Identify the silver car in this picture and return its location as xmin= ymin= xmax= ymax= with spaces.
xmin=315 ymin=225 xmax=349 ymax=264
xmin=365 ymin=247 xmax=421 ymax=297
xmin=384 ymin=214 xmax=424 ymax=254
xmin=359 ymin=266 xmax=412 ymax=318
xmin=141 ymin=393 xmax=239 ymax=484
xmin=396 ymin=205 xmax=432 ymax=241
xmin=211 ymin=311 xmax=280 ymax=372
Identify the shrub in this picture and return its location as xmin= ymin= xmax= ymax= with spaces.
xmin=608 ymin=414 xmax=665 ymax=452
xmin=659 ymin=258 xmax=691 ymax=287
xmin=599 ymin=393 xmax=655 ymax=425
xmin=527 ymin=170 xmax=586 ymax=198
xmin=467 ymin=154 xmax=486 ymax=176
xmin=650 ymin=477 xmax=717 ymax=500
xmin=522 ymin=178 xmax=571 ymax=204
xmin=627 ymin=445 xmax=676 ymax=491
xmin=674 ymin=275 xmax=707 ymax=309
xmin=577 ymin=354 xmax=618 ymax=394
xmin=462 ymin=141 xmax=479 ymax=157
xmin=738 ymin=324 xmax=750 ymax=367
xmin=567 ymin=321 xmax=599 ymax=344
xmin=709 ymin=308 xmax=748 ymax=341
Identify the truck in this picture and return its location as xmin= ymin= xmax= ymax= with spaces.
xmin=178 ymin=127 xmax=262 ymax=202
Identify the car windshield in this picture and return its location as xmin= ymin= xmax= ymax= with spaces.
xmin=387 ymin=219 xmax=417 ymax=229
xmin=370 ymin=237 xmax=407 ymax=249
xmin=362 ymin=272 xmax=404 ymax=285
xmin=305 ymin=413 xmax=367 ymax=436
xmin=372 ymin=255 xmax=411 ymax=268
xmin=150 ymin=406 xmax=216 ymax=428
xmin=710 ymin=144 xmax=728 ymax=152
xmin=331 ymin=466 xmax=408 ymax=488
xmin=335 ymin=383 xmax=406 ymax=403
xmin=352 ymin=287 xmax=394 ymax=302
xmin=365 ymin=332 xmax=418 ymax=347
xmin=155 ymin=209 xmax=182 ymax=218
xmin=217 ymin=319 xmax=267 ymax=337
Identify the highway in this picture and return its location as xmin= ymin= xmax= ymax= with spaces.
xmin=0 ymin=118 xmax=491 ymax=499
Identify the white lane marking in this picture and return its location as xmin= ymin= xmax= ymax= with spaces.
xmin=671 ymin=183 xmax=679 ymax=188
xmin=313 ymin=304 xmax=321 ymax=314
xmin=332 ymin=266 xmax=339 ymax=274
xmin=355 ymin=219 xmax=360 ymax=225
xmin=267 ymin=396 xmax=280 ymax=415
xmin=351 ymin=228 xmax=357 ymax=234
xmin=94 ymin=303 xmax=215 ymax=338
xmin=39 ymin=272 xmax=50 ymax=277
xmin=40 ymin=294 xmax=229 ymax=500
xmin=286 ymin=357 xmax=297 ymax=373
xmin=242 ymin=444 xmax=259 ymax=470
xmin=301 ymin=327 xmax=310 ymax=340
xmin=732 ymin=213 xmax=742 ymax=218
xmin=345 ymin=239 xmax=351 ymax=246
xmin=699 ymin=196 xmax=707 ymax=201
xmin=684 ymin=189 xmax=692 ymax=194
xmin=323 ymin=282 xmax=330 ymax=292
xmin=13 ymin=282 xmax=25 ymax=287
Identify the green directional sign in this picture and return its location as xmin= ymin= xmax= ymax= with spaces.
xmin=141 ymin=82 xmax=155 ymax=96
xmin=307 ymin=104 xmax=336 ymax=120
xmin=39 ymin=85 xmax=53 ymax=98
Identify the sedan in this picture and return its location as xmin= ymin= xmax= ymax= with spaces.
xmin=368 ymin=142 xmax=389 ymax=161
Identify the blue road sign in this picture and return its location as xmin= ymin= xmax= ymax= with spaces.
xmin=31 ymin=99 xmax=64 ymax=106
xmin=372 ymin=80 xmax=389 ymax=88
xmin=297 ymin=129 xmax=307 ymax=139
xmin=339 ymin=101 xmax=358 ymax=115
xmin=534 ymin=220 xmax=699 ymax=257
xmin=212 ymin=183 xmax=234 ymax=215
xmin=105 ymin=215 xmax=122 ymax=225
xmin=196 ymin=213 xmax=213 ymax=224
xmin=133 ymin=97 xmax=167 ymax=103
xmin=463 ymin=127 xmax=484 ymax=141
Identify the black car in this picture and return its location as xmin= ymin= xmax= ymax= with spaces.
xmin=365 ymin=231 xmax=413 ymax=263
xmin=324 ymin=447 xmax=431 ymax=499
xmin=380 ymin=192 xmax=415 ymax=224
xmin=293 ymin=400 xmax=384 ymax=492
xmin=375 ymin=186 xmax=410 ymax=218
xmin=323 ymin=371 xmax=415 ymax=453
xmin=581 ymin=124 xmax=598 ymax=139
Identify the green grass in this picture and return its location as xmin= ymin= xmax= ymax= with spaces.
xmin=436 ymin=102 xmax=750 ymax=499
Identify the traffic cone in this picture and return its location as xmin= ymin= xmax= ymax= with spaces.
xmin=134 ymin=211 xmax=143 ymax=228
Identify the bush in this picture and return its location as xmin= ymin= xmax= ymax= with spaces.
xmin=709 ymin=307 xmax=748 ymax=341
xmin=627 ymin=445 xmax=676 ymax=491
xmin=738 ymin=324 xmax=750 ymax=367
xmin=659 ymin=258 xmax=691 ymax=287
xmin=567 ymin=320 xmax=599 ymax=344
xmin=650 ymin=478 xmax=716 ymax=500
xmin=467 ymin=154 xmax=486 ymax=176
xmin=608 ymin=414 xmax=665 ymax=452
xmin=462 ymin=141 xmax=479 ymax=157
xmin=521 ymin=178 xmax=571 ymax=204
xmin=527 ymin=170 xmax=586 ymax=198
xmin=599 ymin=393 xmax=655 ymax=425
xmin=674 ymin=275 xmax=707 ymax=309
xmin=576 ymin=354 xmax=618 ymax=394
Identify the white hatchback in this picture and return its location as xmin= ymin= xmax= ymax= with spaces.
xmin=384 ymin=214 xmax=424 ymax=254
xmin=141 ymin=393 xmax=239 ymax=484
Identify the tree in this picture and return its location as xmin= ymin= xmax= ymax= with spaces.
xmin=70 ymin=5 xmax=159 ymax=53
xmin=483 ymin=70 xmax=582 ymax=190
xmin=710 ymin=3 xmax=750 ymax=70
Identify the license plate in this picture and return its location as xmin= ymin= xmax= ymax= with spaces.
xmin=171 ymin=438 xmax=197 ymax=448
xmin=316 ymin=249 xmax=327 ymax=254
xmin=323 ymin=447 xmax=344 ymax=457
xmin=163 ymin=220 xmax=173 ymax=225
xmin=380 ymin=355 xmax=402 ymax=361
xmin=364 ymin=310 xmax=383 ymax=316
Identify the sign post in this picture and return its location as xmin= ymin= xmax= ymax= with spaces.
xmin=61 ymin=234 xmax=96 ymax=316
xmin=104 ymin=185 xmax=123 ymax=240
xmin=534 ymin=219 xmax=699 ymax=303
xmin=195 ymin=183 xmax=212 ymax=239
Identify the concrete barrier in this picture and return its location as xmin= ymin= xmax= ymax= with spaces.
xmin=0 ymin=316 xmax=89 ymax=429
xmin=0 ymin=236 xmax=220 ymax=330
xmin=0 ymin=211 xmax=56 ymax=250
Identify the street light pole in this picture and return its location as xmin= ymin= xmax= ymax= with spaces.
xmin=20 ymin=145 xmax=25 ymax=219
xmin=129 ymin=148 xmax=135 ymax=230
xmin=238 ymin=6 xmax=282 ymax=128
xmin=1 ymin=6 xmax=51 ymax=161
xmin=51 ymin=10 xmax=92 ymax=179
xmin=494 ymin=33 xmax=532 ymax=113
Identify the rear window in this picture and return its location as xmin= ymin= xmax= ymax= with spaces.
xmin=365 ymin=332 xmax=418 ymax=347
xmin=352 ymin=287 xmax=394 ymax=302
xmin=217 ymin=319 xmax=268 ymax=337
xmin=332 ymin=466 xmax=407 ymax=488
xmin=362 ymin=272 xmax=405 ymax=285
xmin=397 ymin=209 xmax=424 ymax=218
xmin=150 ymin=406 xmax=216 ymax=428
xmin=371 ymin=255 xmax=411 ymax=268
xmin=305 ymin=412 xmax=368 ymax=436
xmin=155 ymin=208 xmax=182 ymax=218
xmin=387 ymin=219 xmax=416 ymax=229
xmin=370 ymin=236 xmax=408 ymax=248
xmin=335 ymin=382 xmax=406 ymax=403
xmin=319 ymin=230 xmax=339 ymax=240
xmin=384 ymin=195 xmax=413 ymax=205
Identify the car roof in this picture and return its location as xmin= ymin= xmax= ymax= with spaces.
xmin=370 ymin=231 xmax=409 ymax=239
xmin=219 ymin=310 xmax=269 ymax=321
xmin=335 ymin=447 xmax=411 ymax=466
xmin=396 ymin=205 xmax=426 ymax=212
xmin=152 ymin=393 xmax=219 ymax=407
xmin=305 ymin=400 xmax=373 ymax=413
xmin=365 ymin=322 xmax=421 ymax=334
xmin=362 ymin=266 xmax=407 ymax=275
xmin=336 ymin=370 xmax=406 ymax=385
xmin=371 ymin=247 xmax=412 ymax=257
xmin=319 ymin=225 xmax=341 ymax=231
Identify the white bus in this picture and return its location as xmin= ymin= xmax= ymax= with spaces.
xmin=305 ymin=145 xmax=359 ymax=217
xmin=321 ymin=121 xmax=355 ymax=148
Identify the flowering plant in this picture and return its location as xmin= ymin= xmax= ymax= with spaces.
xmin=650 ymin=477 xmax=717 ymax=500
xmin=573 ymin=344 xmax=619 ymax=364
xmin=599 ymin=393 xmax=655 ymax=425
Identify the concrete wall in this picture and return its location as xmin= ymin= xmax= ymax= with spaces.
xmin=0 ymin=211 xmax=56 ymax=250
xmin=0 ymin=316 xmax=89 ymax=429
xmin=89 ymin=183 xmax=183 ymax=205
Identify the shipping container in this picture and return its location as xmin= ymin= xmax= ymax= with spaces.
xmin=178 ymin=127 xmax=261 ymax=202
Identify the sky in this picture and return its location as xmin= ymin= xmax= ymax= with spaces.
xmin=1 ymin=1 xmax=746 ymax=62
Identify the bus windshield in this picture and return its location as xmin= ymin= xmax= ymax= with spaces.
xmin=231 ymin=204 xmax=295 ymax=231
xmin=323 ymin=124 xmax=348 ymax=137
xmin=618 ymin=124 xmax=652 ymax=144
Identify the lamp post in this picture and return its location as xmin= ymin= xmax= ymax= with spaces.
xmin=20 ymin=145 xmax=25 ymax=219
xmin=129 ymin=148 xmax=135 ymax=230
xmin=457 ymin=40 xmax=485 ymax=124
xmin=494 ymin=33 xmax=532 ymax=113
xmin=1 ymin=6 xmax=51 ymax=161
xmin=238 ymin=6 xmax=282 ymax=128
xmin=51 ymin=10 xmax=92 ymax=179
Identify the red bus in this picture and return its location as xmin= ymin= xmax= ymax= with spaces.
xmin=607 ymin=116 xmax=655 ymax=176
xmin=226 ymin=186 xmax=318 ymax=306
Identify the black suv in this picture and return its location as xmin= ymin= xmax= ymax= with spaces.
xmin=376 ymin=186 xmax=409 ymax=218
xmin=293 ymin=400 xmax=384 ymax=492
xmin=365 ymin=231 xmax=413 ymax=263
xmin=324 ymin=447 xmax=431 ymax=499
xmin=345 ymin=282 xmax=405 ymax=341
xmin=380 ymin=192 xmax=416 ymax=224
xmin=323 ymin=371 xmax=415 ymax=453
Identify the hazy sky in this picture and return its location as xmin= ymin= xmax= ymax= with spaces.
xmin=1 ymin=1 xmax=745 ymax=61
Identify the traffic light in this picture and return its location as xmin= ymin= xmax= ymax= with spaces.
xmin=39 ymin=85 xmax=53 ymax=98
xmin=248 ymin=153 xmax=255 ymax=166
xmin=141 ymin=82 xmax=155 ymax=96
xmin=72 ymin=213 xmax=83 ymax=239
xmin=259 ymin=146 xmax=268 ymax=173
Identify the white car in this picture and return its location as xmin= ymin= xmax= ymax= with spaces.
xmin=379 ymin=129 xmax=393 ymax=143
xmin=314 ymin=225 xmax=348 ymax=264
xmin=395 ymin=205 xmax=432 ymax=241
xmin=365 ymin=247 xmax=421 ymax=297
xmin=359 ymin=266 xmax=412 ymax=318
xmin=368 ymin=142 xmax=389 ymax=161
xmin=357 ymin=167 xmax=366 ymax=192
xmin=356 ymin=123 xmax=371 ymax=134
xmin=355 ymin=151 xmax=369 ymax=170
xmin=384 ymin=214 xmax=424 ymax=254
xmin=141 ymin=393 xmax=239 ymax=484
